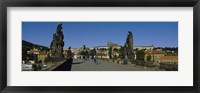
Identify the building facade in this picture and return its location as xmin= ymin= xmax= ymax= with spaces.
xmin=158 ymin=56 xmax=178 ymax=63
xmin=144 ymin=50 xmax=165 ymax=62
xmin=134 ymin=45 xmax=155 ymax=50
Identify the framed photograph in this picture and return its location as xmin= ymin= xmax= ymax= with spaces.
xmin=0 ymin=0 xmax=199 ymax=93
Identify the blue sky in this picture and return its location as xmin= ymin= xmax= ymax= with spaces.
xmin=22 ymin=22 xmax=178 ymax=48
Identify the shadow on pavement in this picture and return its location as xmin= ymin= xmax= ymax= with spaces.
xmin=52 ymin=59 xmax=73 ymax=71
xmin=72 ymin=62 xmax=84 ymax=64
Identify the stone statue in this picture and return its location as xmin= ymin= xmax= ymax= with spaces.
xmin=67 ymin=47 xmax=73 ymax=59
xmin=50 ymin=23 xmax=65 ymax=58
xmin=124 ymin=31 xmax=134 ymax=61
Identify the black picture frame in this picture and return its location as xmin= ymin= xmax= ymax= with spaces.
xmin=0 ymin=0 xmax=200 ymax=93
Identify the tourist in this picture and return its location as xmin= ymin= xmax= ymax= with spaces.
xmin=83 ymin=56 xmax=86 ymax=62
xmin=93 ymin=56 xmax=98 ymax=64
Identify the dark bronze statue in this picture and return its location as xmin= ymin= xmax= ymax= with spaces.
xmin=67 ymin=47 xmax=73 ymax=59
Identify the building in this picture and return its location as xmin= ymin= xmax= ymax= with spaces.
xmin=158 ymin=56 xmax=178 ymax=63
xmin=96 ymin=52 xmax=108 ymax=59
xmin=71 ymin=48 xmax=79 ymax=59
xmin=134 ymin=45 xmax=155 ymax=50
xmin=112 ymin=45 xmax=121 ymax=50
xmin=144 ymin=50 xmax=165 ymax=62
xmin=26 ymin=47 xmax=50 ymax=63
xmin=111 ymin=45 xmax=121 ymax=58
xmin=94 ymin=45 xmax=122 ymax=59
xmin=27 ymin=47 xmax=40 ymax=55
xmin=37 ymin=51 xmax=50 ymax=63
xmin=94 ymin=46 xmax=109 ymax=59
xmin=94 ymin=46 xmax=109 ymax=50
xmin=63 ymin=48 xmax=79 ymax=59
xmin=94 ymin=45 xmax=121 ymax=50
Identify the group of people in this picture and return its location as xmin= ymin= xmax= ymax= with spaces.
xmin=82 ymin=55 xmax=98 ymax=64
xmin=66 ymin=47 xmax=99 ymax=71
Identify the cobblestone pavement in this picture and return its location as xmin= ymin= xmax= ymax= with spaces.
xmin=71 ymin=59 xmax=153 ymax=71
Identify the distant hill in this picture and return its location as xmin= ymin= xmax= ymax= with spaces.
xmin=22 ymin=40 xmax=50 ymax=60
xmin=22 ymin=40 xmax=49 ymax=50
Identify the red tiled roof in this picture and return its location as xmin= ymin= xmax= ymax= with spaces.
xmin=160 ymin=56 xmax=178 ymax=60
xmin=39 ymin=51 xmax=48 ymax=55
xmin=144 ymin=50 xmax=163 ymax=54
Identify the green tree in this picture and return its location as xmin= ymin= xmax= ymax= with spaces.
xmin=78 ymin=51 xmax=86 ymax=55
xmin=113 ymin=48 xmax=119 ymax=59
xmin=90 ymin=48 xmax=96 ymax=56
xmin=108 ymin=46 xmax=113 ymax=59
xmin=136 ymin=49 xmax=145 ymax=60
xmin=147 ymin=54 xmax=151 ymax=61
xmin=99 ymin=48 xmax=106 ymax=59
xmin=119 ymin=46 xmax=124 ymax=59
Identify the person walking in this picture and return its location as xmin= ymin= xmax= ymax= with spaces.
xmin=93 ymin=56 xmax=99 ymax=65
